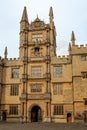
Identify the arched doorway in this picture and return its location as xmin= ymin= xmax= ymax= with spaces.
xmin=31 ymin=105 xmax=42 ymax=122
xmin=84 ymin=112 xmax=87 ymax=122
xmin=67 ymin=113 xmax=72 ymax=122
xmin=2 ymin=111 xmax=7 ymax=121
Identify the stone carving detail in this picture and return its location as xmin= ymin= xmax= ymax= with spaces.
xmin=31 ymin=47 xmax=43 ymax=57
xmin=30 ymin=16 xmax=45 ymax=29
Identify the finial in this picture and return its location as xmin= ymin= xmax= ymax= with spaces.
xmin=68 ymin=42 xmax=71 ymax=51
xmin=71 ymin=31 xmax=76 ymax=45
xmin=49 ymin=6 xmax=54 ymax=19
xmin=21 ymin=6 xmax=28 ymax=22
xmin=37 ymin=14 xmax=38 ymax=18
xmin=4 ymin=46 xmax=8 ymax=59
xmin=35 ymin=14 xmax=40 ymax=21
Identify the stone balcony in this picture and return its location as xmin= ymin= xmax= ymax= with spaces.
xmin=27 ymin=93 xmax=51 ymax=100
xmin=28 ymin=73 xmax=51 ymax=80
xmin=28 ymin=39 xmax=50 ymax=46
xmin=22 ymin=55 xmax=51 ymax=63
xmin=28 ymin=57 xmax=44 ymax=62
xmin=20 ymin=93 xmax=51 ymax=101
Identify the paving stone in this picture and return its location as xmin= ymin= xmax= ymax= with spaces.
xmin=0 ymin=122 xmax=87 ymax=130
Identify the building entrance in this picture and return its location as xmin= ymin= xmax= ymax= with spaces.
xmin=31 ymin=105 xmax=42 ymax=122
xmin=67 ymin=113 xmax=72 ymax=122
xmin=2 ymin=111 xmax=7 ymax=121
xmin=84 ymin=113 xmax=87 ymax=122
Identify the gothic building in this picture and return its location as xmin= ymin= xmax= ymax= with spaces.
xmin=0 ymin=6 xmax=87 ymax=123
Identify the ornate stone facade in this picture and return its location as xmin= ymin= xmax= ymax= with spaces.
xmin=0 ymin=6 xmax=87 ymax=123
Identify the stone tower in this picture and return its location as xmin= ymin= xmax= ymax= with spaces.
xmin=0 ymin=6 xmax=87 ymax=123
xmin=19 ymin=6 xmax=56 ymax=122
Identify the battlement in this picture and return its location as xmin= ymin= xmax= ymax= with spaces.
xmin=74 ymin=44 xmax=87 ymax=48
xmin=51 ymin=55 xmax=71 ymax=64
xmin=71 ymin=44 xmax=87 ymax=55
xmin=4 ymin=57 xmax=22 ymax=67
xmin=0 ymin=57 xmax=20 ymax=61
xmin=6 ymin=57 xmax=20 ymax=61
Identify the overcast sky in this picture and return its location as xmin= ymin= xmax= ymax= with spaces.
xmin=0 ymin=0 xmax=87 ymax=58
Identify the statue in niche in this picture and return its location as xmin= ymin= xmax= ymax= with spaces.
xmin=34 ymin=47 xmax=40 ymax=56
xmin=31 ymin=47 xmax=43 ymax=57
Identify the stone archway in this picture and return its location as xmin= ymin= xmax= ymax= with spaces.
xmin=31 ymin=105 xmax=42 ymax=122
xmin=2 ymin=111 xmax=7 ymax=121
xmin=83 ymin=111 xmax=87 ymax=122
xmin=67 ymin=113 xmax=72 ymax=122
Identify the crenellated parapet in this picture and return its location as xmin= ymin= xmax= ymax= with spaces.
xmin=0 ymin=57 xmax=20 ymax=61
xmin=7 ymin=57 xmax=20 ymax=61
xmin=71 ymin=44 xmax=87 ymax=55
xmin=51 ymin=55 xmax=71 ymax=64
xmin=2 ymin=57 xmax=22 ymax=67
